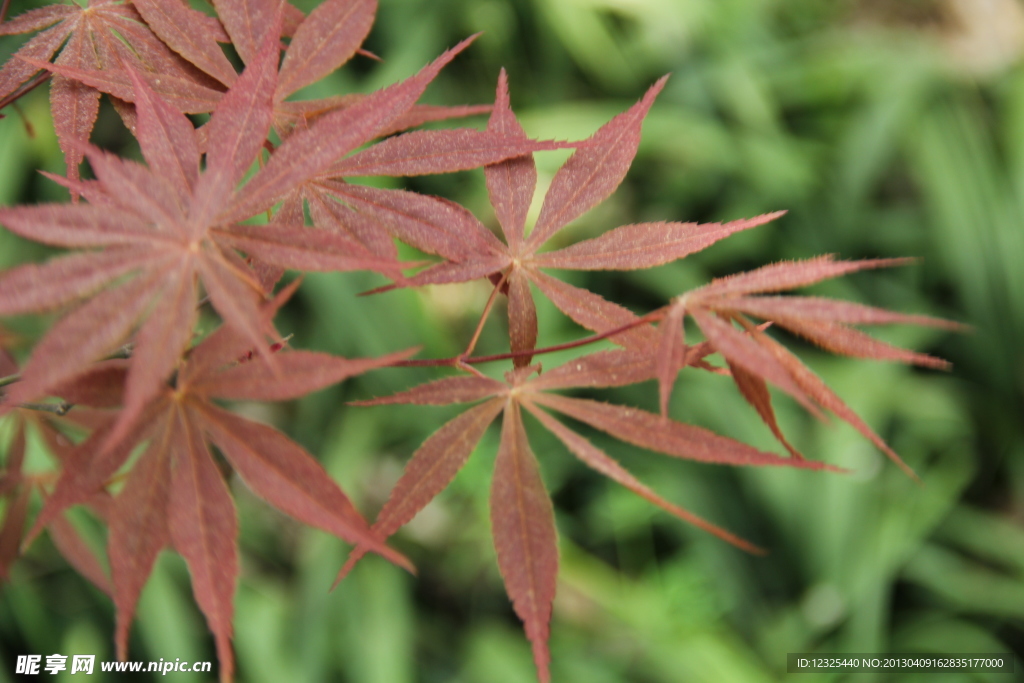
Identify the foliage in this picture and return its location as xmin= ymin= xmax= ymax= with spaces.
xmin=0 ymin=0 xmax=994 ymax=681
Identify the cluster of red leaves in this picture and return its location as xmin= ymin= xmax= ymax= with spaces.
xmin=0 ymin=1 xmax=958 ymax=681
xmin=0 ymin=344 xmax=112 ymax=594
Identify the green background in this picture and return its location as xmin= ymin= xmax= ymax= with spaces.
xmin=1 ymin=0 xmax=1023 ymax=681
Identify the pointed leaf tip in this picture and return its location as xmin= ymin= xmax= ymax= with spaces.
xmin=223 ymin=33 xmax=479 ymax=222
xmin=335 ymin=397 xmax=503 ymax=587
xmin=196 ymin=404 xmax=412 ymax=570
xmin=523 ymin=401 xmax=765 ymax=554
xmin=277 ymin=0 xmax=377 ymax=98
xmin=195 ymin=12 xmax=281 ymax=226
xmin=485 ymin=67 xmax=535 ymax=250
xmin=131 ymin=0 xmax=238 ymax=87
xmin=124 ymin=66 xmax=200 ymax=209
xmin=491 ymin=403 xmax=557 ymax=683
xmin=528 ymin=74 xmax=668 ymax=250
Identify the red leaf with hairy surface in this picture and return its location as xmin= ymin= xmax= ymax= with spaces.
xmin=22 ymin=56 xmax=224 ymax=113
xmin=527 ymin=77 xmax=668 ymax=249
xmin=491 ymin=402 xmax=558 ymax=683
xmin=190 ymin=16 xmax=280 ymax=227
xmin=127 ymin=66 xmax=201 ymax=208
xmin=0 ymin=369 xmax=114 ymax=595
xmin=528 ymin=269 xmax=658 ymax=349
xmin=726 ymin=361 xmax=804 ymax=460
xmin=689 ymin=308 xmax=823 ymax=418
xmin=528 ymin=393 xmax=838 ymax=471
xmin=212 ymin=222 xmax=403 ymax=278
xmin=654 ymin=304 xmax=686 ymax=416
xmin=755 ymin=329 xmax=919 ymax=479
xmin=334 ymin=397 xmax=505 ymax=584
xmin=108 ymin=413 xmax=174 ymax=660
xmin=24 ymin=410 xmax=162 ymax=549
xmin=0 ymin=249 xmax=161 ymax=316
xmin=0 ymin=5 xmax=964 ymax=682
xmin=650 ymin=257 xmax=956 ymax=478
xmin=525 ymin=349 xmax=656 ymax=391
xmin=0 ymin=22 xmax=410 ymax=434
xmin=47 ymin=511 xmax=112 ymax=594
xmin=330 ymin=183 xmax=505 ymax=262
xmin=351 ymin=374 xmax=507 ymax=406
xmin=304 ymin=183 xmax=398 ymax=259
xmin=211 ymin=0 xmax=289 ymax=66
xmin=533 ymin=213 xmax=784 ymax=271
xmin=0 ymin=5 xmax=74 ymax=37
xmin=508 ymin=271 xmax=538 ymax=367
xmin=690 ymin=255 xmax=914 ymax=301
xmin=724 ymin=295 xmax=963 ymax=328
xmin=132 ymin=0 xmax=237 ymax=87
xmin=276 ymin=0 xmax=376 ymax=99
xmin=337 ymin=344 xmax=854 ymax=679
xmin=49 ymin=30 xmax=100 ymax=189
xmin=191 ymin=348 xmax=415 ymax=401
xmin=24 ymin=300 xmax=411 ymax=678
xmin=167 ymin=406 xmax=237 ymax=683
xmin=195 ymin=403 xmax=412 ymax=571
xmin=115 ymin=266 xmax=196 ymax=443
xmin=361 ymin=73 xmax=790 ymax=373
xmin=328 ymin=129 xmax=573 ymax=178
xmin=522 ymin=402 xmax=764 ymax=553
xmin=378 ymin=102 xmax=493 ymax=137
xmin=2 ymin=0 xmax=226 ymax=184
xmin=2 ymin=271 xmax=168 ymax=413
xmin=222 ymin=35 xmax=480 ymax=222
xmin=485 ymin=68 xmax=535 ymax=251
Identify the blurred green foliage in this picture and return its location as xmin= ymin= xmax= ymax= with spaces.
xmin=1 ymin=0 xmax=1023 ymax=680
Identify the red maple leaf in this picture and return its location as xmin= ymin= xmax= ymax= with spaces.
xmin=0 ymin=346 xmax=112 ymax=593
xmin=0 ymin=0 xmax=227 ymax=185
xmin=334 ymin=349 xmax=841 ymax=682
xmin=19 ymin=283 xmax=413 ymax=682
xmin=0 ymin=4 xmax=964 ymax=682
xmin=0 ymin=17 xmax=474 ymax=444
xmin=15 ymin=0 xmax=495 ymax=150
xmin=326 ymin=69 xmax=784 ymax=365
xmin=653 ymin=256 xmax=965 ymax=476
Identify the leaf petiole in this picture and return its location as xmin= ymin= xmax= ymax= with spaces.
xmin=462 ymin=268 xmax=510 ymax=359
xmin=18 ymin=401 xmax=74 ymax=416
xmin=0 ymin=71 xmax=51 ymax=113
xmin=396 ymin=307 xmax=666 ymax=368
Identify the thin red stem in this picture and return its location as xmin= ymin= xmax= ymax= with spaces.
xmin=463 ymin=268 xmax=509 ymax=358
xmin=396 ymin=308 xmax=666 ymax=368
xmin=0 ymin=71 xmax=52 ymax=112
xmin=456 ymin=359 xmax=490 ymax=379
xmin=18 ymin=401 xmax=73 ymax=416
xmin=12 ymin=101 xmax=36 ymax=138
xmin=22 ymin=470 xmax=60 ymax=489
xmin=0 ymin=344 xmax=133 ymax=390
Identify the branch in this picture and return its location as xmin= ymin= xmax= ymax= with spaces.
xmin=396 ymin=308 xmax=666 ymax=368
xmin=0 ymin=344 xmax=133 ymax=391
xmin=19 ymin=401 xmax=73 ymax=416
xmin=0 ymin=71 xmax=51 ymax=112
xmin=463 ymin=268 xmax=509 ymax=358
